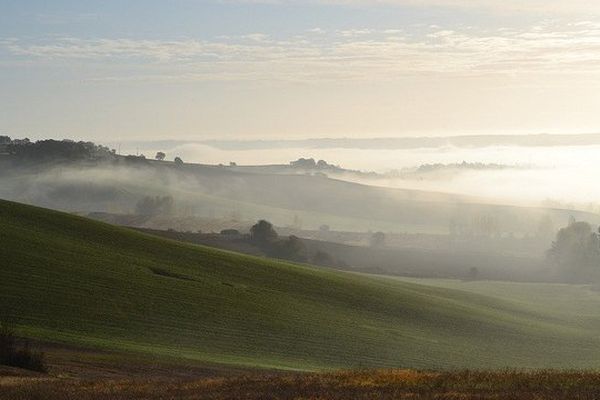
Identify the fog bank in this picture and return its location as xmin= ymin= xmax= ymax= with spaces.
xmin=120 ymin=142 xmax=600 ymax=207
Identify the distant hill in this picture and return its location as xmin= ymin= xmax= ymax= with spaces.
xmin=118 ymin=133 xmax=600 ymax=151
xmin=157 ymin=133 xmax=600 ymax=150
xmin=4 ymin=199 xmax=600 ymax=370
xmin=1 ymin=145 xmax=598 ymax=236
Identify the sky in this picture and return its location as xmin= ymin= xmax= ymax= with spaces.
xmin=2 ymin=0 xmax=600 ymax=141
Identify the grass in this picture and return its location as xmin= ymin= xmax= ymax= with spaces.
xmin=4 ymin=370 xmax=600 ymax=399
xmin=394 ymin=277 xmax=600 ymax=330
xmin=4 ymin=199 xmax=600 ymax=370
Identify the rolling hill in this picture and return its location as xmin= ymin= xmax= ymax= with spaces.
xmin=2 ymin=155 xmax=598 ymax=235
xmin=3 ymin=199 xmax=600 ymax=371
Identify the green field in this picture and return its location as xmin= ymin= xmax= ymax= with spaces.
xmin=3 ymin=199 xmax=600 ymax=371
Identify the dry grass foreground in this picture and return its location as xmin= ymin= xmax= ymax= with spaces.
xmin=3 ymin=369 xmax=600 ymax=399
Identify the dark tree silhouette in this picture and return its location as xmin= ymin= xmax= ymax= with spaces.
xmin=155 ymin=151 xmax=166 ymax=161
xmin=6 ymin=139 xmax=115 ymax=161
xmin=272 ymin=235 xmax=306 ymax=262
xmin=547 ymin=221 xmax=600 ymax=282
xmin=174 ymin=156 xmax=184 ymax=165
xmin=250 ymin=220 xmax=278 ymax=244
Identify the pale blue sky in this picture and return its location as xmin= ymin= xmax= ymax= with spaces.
xmin=1 ymin=1 xmax=600 ymax=141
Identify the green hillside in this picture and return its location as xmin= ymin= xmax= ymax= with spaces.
xmin=2 ymin=199 xmax=600 ymax=371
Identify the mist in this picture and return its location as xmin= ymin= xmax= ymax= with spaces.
xmin=3 ymin=135 xmax=600 ymax=285
xmin=121 ymin=141 xmax=600 ymax=207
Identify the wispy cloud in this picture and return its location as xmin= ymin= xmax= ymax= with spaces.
xmin=4 ymin=20 xmax=600 ymax=82
xmin=220 ymin=0 xmax=600 ymax=15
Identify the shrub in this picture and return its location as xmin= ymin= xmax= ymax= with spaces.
xmin=270 ymin=235 xmax=307 ymax=262
xmin=0 ymin=322 xmax=47 ymax=373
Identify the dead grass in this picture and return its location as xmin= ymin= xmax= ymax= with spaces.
xmin=3 ymin=369 xmax=600 ymax=399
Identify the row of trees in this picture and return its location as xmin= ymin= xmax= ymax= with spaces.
xmin=0 ymin=136 xmax=187 ymax=166
xmin=249 ymin=220 xmax=344 ymax=265
xmin=1 ymin=137 xmax=116 ymax=161
xmin=154 ymin=151 xmax=184 ymax=165
xmin=248 ymin=217 xmax=600 ymax=283
xmin=250 ymin=220 xmax=306 ymax=262
xmin=290 ymin=158 xmax=340 ymax=170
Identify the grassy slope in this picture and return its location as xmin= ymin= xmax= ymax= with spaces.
xmin=2 ymin=199 xmax=600 ymax=371
xmin=397 ymin=277 xmax=600 ymax=332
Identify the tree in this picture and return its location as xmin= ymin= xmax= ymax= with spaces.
xmin=272 ymin=235 xmax=306 ymax=262
xmin=547 ymin=221 xmax=600 ymax=281
xmin=370 ymin=231 xmax=386 ymax=248
xmin=290 ymin=158 xmax=317 ymax=169
xmin=316 ymin=159 xmax=330 ymax=169
xmin=155 ymin=151 xmax=166 ymax=161
xmin=174 ymin=156 xmax=184 ymax=165
xmin=250 ymin=220 xmax=278 ymax=244
xmin=472 ymin=214 xmax=499 ymax=237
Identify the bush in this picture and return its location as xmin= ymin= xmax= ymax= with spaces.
xmin=270 ymin=235 xmax=307 ymax=262
xmin=0 ymin=322 xmax=47 ymax=373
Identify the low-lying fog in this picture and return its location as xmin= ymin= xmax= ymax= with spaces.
xmin=122 ymin=142 xmax=600 ymax=209
xmin=6 ymin=135 xmax=600 ymax=282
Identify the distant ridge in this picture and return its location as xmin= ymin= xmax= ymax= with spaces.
xmin=120 ymin=133 xmax=600 ymax=151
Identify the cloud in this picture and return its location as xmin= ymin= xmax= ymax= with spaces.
xmin=222 ymin=0 xmax=600 ymax=15
xmin=4 ymin=20 xmax=600 ymax=82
